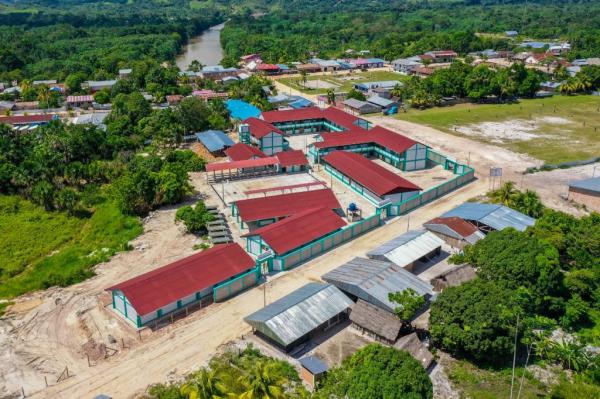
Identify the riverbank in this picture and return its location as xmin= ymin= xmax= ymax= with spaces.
xmin=176 ymin=22 xmax=226 ymax=70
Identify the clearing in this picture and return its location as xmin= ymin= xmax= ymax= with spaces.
xmin=396 ymin=95 xmax=600 ymax=163
xmin=277 ymin=70 xmax=406 ymax=95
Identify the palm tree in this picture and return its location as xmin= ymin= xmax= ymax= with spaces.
xmin=299 ymin=69 xmax=308 ymax=87
xmin=490 ymin=181 xmax=517 ymax=205
xmin=180 ymin=368 xmax=229 ymax=399
xmin=516 ymin=190 xmax=544 ymax=218
xmin=325 ymin=89 xmax=335 ymax=104
xmin=238 ymin=360 xmax=286 ymax=399
xmin=37 ymin=84 xmax=50 ymax=109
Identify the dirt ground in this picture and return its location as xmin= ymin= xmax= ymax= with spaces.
xmin=1 ymin=113 xmax=591 ymax=398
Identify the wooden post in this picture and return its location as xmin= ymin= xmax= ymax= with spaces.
xmin=87 ymin=354 xmax=91 ymax=367
xmin=21 ymin=387 xmax=25 ymax=398
xmin=138 ymin=330 xmax=142 ymax=341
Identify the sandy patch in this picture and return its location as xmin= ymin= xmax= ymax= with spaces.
xmin=453 ymin=116 xmax=573 ymax=143
xmin=303 ymin=80 xmax=339 ymax=89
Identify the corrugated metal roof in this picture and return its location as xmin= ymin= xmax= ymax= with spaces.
xmin=244 ymin=283 xmax=353 ymax=347
xmin=234 ymin=188 xmax=341 ymax=222
xmin=367 ymin=96 xmax=395 ymax=107
xmin=107 ymin=244 xmax=255 ymax=316
xmin=323 ymin=151 xmax=420 ymax=197
xmin=442 ymin=202 xmax=535 ymax=232
xmin=275 ymin=150 xmax=308 ymax=167
xmin=366 ymin=230 xmax=444 ymax=268
xmin=225 ymin=143 xmax=267 ymax=161
xmin=226 ymin=99 xmax=261 ymax=120
xmin=242 ymin=207 xmax=346 ymax=255
xmin=196 ymin=130 xmax=234 ymax=152
xmin=299 ymin=356 xmax=329 ymax=374
xmin=424 ymin=217 xmax=485 ymax=245
xmin=322 ymin=257 xmax=433 ymax=313
xmin=206 ymin=157 xmax=279 ymax=172
xmin=314 ymin=126 xmax=419 ymax=155
xmin=569 ymin=177 xmax=600 ymax=193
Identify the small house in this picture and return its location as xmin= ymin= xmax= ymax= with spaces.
xmin=299 ymin=356 xmax=328 ymax=387
xmin=66 ymin=95 xmax=94 ymax=108
xmin=568 ymin=177 xmax=600 ymax=212
xmin=343 ymin=98 xmax=381 ymax=115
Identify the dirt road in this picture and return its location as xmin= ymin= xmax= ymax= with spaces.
xmin=1 ymin=115 xmax=589 ymax=398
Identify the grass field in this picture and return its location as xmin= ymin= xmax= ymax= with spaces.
xmin=0 ymin=195 xmax=142 ymax=300
xmin=447 ymin=360 xmax=548 ymax=399
xmin=278 ymin=70 xmax=407 ymax=95
xmin=396 ymin=95 xmax=600 ymax=163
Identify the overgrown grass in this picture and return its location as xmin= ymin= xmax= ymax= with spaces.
xmin=278 ymin=70 xmax=408 ymax=95
xmin=396 ymin=95 xmax=600 ymax=163
xmin=577 ymin=307 xmax=600 ymax=347
xmin=447 ymin=359 xmax=548 ymax=399
xmin=549 ymin=376 xmax=600 ymax=399
xmin=0 ymin=195 xmax=142 ymax=300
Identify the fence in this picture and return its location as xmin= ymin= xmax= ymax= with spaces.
xmin=386 ymin=150 xmax=475 ymax=216
xmin=213 ymin=267 xmax=261 ymax=302
xmin=273 ymin=213 xmax=381 ymax=271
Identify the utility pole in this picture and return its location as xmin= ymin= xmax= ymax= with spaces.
xmin=509 ymin=313 xmax=520 ymax=399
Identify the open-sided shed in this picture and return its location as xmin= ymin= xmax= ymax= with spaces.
xmin=244 ymin=283 xmax=353 ymax=351
xmin=366 ymin=229 xmax=444 ymax=271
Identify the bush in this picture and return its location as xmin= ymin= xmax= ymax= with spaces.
xmin=429 ymin=279 xmax=519 ymax=364
xmin=315 ymin=344 xmax=432 ymax=399
xmin=175 ymin=201 xmax=214 ymax=234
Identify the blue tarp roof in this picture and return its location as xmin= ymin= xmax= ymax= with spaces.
xmin=195 ymin=130 xmax=234 ymax=152
xmin=300 ymin=356 xmax=328 ymax=374
xmin=442 ymin=202 xmax=535 ymax=232
xmin=226 ymin=99 xmax=261 ymax=120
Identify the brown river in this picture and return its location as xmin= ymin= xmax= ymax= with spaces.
xmin=175 ymin=22 xmax=225 ymax=70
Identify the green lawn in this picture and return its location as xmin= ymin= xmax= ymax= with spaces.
xmin=0 ymin=195 xmax=142 ymax=300
xmin=278 ymin=70 xmax=407 ymax=95
xmin=396 ymin=95 xmax=600 ymax=163
xmin=447 ymin=359 xmax=548 ymax=399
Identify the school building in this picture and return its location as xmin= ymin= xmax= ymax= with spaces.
xmin=106 ymin=243 xmax=258 ymax=328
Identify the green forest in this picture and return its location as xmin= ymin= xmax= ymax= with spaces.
xmin=220 ymin=0 xmax=600 ymax=64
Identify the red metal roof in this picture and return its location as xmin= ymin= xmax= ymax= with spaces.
xmin=323 ymin=151 xmax=421 ymax=197
xmin=244 ymin=117 xmax=284 ymax=139
xmin=206 ymin=156 xmax=278 ymax=172
xmin=106 ymin=243 xmax=255 ymax=316
xmin=314 ymin=126 xmax=418 ymax=155
xmin=257 ymin=63 xmax=280 ymax=71
xmin=234 ymin=188 xmax=341 ymax=222
xmin=261 ymin=106 xmax=364 ymax=131
xmin=225 ymin=143 xmax=267 ymax=161
xmin=242 ymin=207 xmax=346 ymax=255
xmin=275 ymin=150 xmax=308 ymax=167
xmin=425 ymin=217 xmax=479 ymax=238
xmin=0 ymin=114 xmax=55 ymax=125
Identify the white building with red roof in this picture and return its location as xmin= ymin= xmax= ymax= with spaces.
xmin=106 ymin=243 xmax=258 ymax=328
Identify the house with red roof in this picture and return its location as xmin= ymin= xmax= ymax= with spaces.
xmin=232 ymin=188 xmax=341 ymax=229
xmin=275 ymin=150 xmax=308 ymax=172
xmin=242 ymin=207 xmax=347 ymax=271
xmin=261 ymin=106 xmax=372 ymax=134
xmin=311 ymin=125 xmax=429 ymax=171
xmin=323 ymin=151 xmax=421 ymax=204
xmin=424 ymin=217 xmax=485 ymax=249
xmin=106 ymin=243 xmax=258 ymax=328
xmin=256 ymin=63 xmax=281 ymax=75
xmin=239 ymin=117 xmax=289 ymax=155
xmin=225 ymin=142 xmax=267 ymax=161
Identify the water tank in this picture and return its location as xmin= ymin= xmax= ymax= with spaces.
xmin=348 ymin=202 xmax=358 ymax=212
